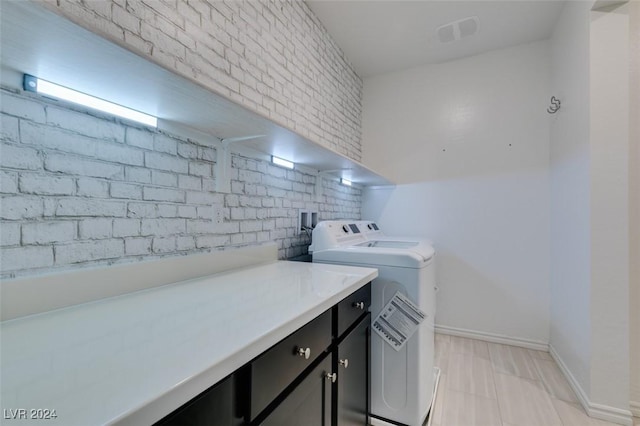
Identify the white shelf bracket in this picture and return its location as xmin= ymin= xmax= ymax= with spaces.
xmin=214 ymin=135 xmax=266 ymax=193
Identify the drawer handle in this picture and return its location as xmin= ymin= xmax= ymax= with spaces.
xmin=326 ymin=372 xmax=337 ymax=383
xmin=339 ymin=359 xmax=349 ymax=369
xmin=353 ymin=301 xmax=365 ymax=310
xmin=297 ymin=347 xmax=311 ymax=359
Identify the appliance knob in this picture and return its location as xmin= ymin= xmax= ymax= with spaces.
xmin=368 ymin=224 xmax=373 ymax=230
xmin=297 ymin=347 xmax=311 ymax=359
xmin=339 ymin=359 xmax=349 ymax=369
xmin=353 ymin=301 xmax=365 ymax=310
xmin=342 ymin=225 xmax=349 ymax=233
xmin=326 ymin=372 xmax=337 ymax=383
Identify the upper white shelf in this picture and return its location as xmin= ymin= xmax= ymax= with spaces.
xmin=0 ymin=1 xmax=393 ymax=187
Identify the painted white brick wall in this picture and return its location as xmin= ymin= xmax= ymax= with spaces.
xmin=0 ymin=89 xmax=361 ymax=278
xmin=43 ymin=0 xmax=363 ymax=161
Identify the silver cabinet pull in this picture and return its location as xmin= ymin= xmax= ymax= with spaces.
xmin=339 ymin=359 xmax=349 ymax=369
xmin=297 ymin=347 xmax=311 ymax=359
xmin=353 ymin=301 xmax=365 ymax=310
xmin=326 ymin=372 xmax=337 ymax=383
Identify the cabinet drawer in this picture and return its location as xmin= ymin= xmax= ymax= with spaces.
xmin=248 ymin=309 xmax=332 ymax=421
xmin=336 ymin=283 xmax=371 ymax=338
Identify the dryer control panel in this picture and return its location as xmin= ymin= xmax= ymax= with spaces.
xmin=309 ymin=220 xmax=382 ymax=253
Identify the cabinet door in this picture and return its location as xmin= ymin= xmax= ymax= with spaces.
xmin=155 ymin=375 xmax=234 ymax=426
xmin=260 ymin=355 xmax=332 ymax=426
xmin=335 ymin=314 xmax=370 ymax=426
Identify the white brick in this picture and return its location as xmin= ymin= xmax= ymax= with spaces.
xmin=22 ymin=221 xmax=76 ymax=244
xmin=113 ymin=218 xmax=140 ymax=237
xmin=176 ymin=236 xmax=195 ymax=251
xmin=0 ymin=171 xmax=18 ymax=194
xmin=196 ymin=235 xmax=229 ymax=248
xmin=112 ymin=4 xmax=140 ymax=33
xmin=111 ymin=182 xmax=142 ymax=199
xmin=77 ymin=178 xmax=109 ymax=198
xmin=20 ymin=121 xmax=97 ymax=157
xmin=145 ymin=152 xmax=188 ymax=173
xmin=143 ymin=187 xmax=185 ymax=203
xmin=196 ymin=206 xmax=213 ymax=219
xmin=46 ymin=107 xmax=125 ymax=142
xmin=151 ymin=171 xmax=178 ymax=187
xmin=96 ymin=143 xmax=144 ymax=166
xmin=198 ymin=147 xmax=216 ymax=162
xmin=45 ymin=154 xmax=123 ymax=180
xmin=0 ymin=223 xmax=20 ymax=246
xmin=230 ymin=207 xmax=244 ymax=220
xmin=0 ymin=92 xmax=46 ymax=122
xmin=55 ymin=240 xmax=124 ymax=264
xmin=177 ymin=142 xmax=197 ymax=159
xmin=153 ymin=135 xmax=178 ymax=154
xmin=140 ymin=218 xmax=185 ymax=236
xmin=177 ymin=205 xmax=197 ymax=218
xmin=152 ymin=237 xmax=176 ymax=253
xmin=79 ymin=218 xmax=112 ymax=239
xmin=202 ymin=178 xmax=215 ymax=192
xmin=186 ymin=191 xmax=221 ymax=205
xmin=238 ymin=169 xmax=262 ymax=184
xmin=157 ymin=204 xmax=177 ymax=217
xmin=1 ymin=246 xmax=53 ymax=271
xmin=125 ymin=237 xmax=151 ymax=255
xmin=188 ymin=161 xmax=212 ymax=177
xmin=127 ymin=202 xmax=158 ymax=218
xmin=19 ymin=174 xmax=75 ymax=195
xmin=1 ymin=196 xmax=43 ymax=219
xmin=55 ymin=198 xmax=127 ymax=217
xmin=186 ymin=220 xmax=213 ymax=234
xmin=178 ymin=174 xmax=201 ymax=190
xmin=0 ymin=114 xmax=19 ymax=141
xmin=240 ymin=220 xmax=262 ymax=233
xmin=0 ymin=144 xmax=42 ymax=170
xmin=126 ymin=128 xmax=154 ymax=150
xmin=125 ymin=166 xmax=152 ymax=184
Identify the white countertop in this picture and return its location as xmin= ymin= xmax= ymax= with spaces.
xmin=0 ymin=261 xmax=377 ymax=426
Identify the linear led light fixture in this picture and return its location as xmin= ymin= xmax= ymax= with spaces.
xmin=271 ymin=155 xmax=294 ymax=169
xmin=340 ymin=178 xmax=352 ymax=186
xmin=23 ymin=74 xmax=157 ymax=127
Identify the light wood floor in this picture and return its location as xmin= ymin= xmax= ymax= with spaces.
xmin=430 ymin=333 xmax=634 ymax=426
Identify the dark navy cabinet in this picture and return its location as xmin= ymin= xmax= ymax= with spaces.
xmin=156 ymin=283 xmax=371 ymax=426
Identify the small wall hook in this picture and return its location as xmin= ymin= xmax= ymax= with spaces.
xmin=547 ymin=96 xmax=561 ymax=114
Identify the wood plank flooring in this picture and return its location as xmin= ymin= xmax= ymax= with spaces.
xmin=431 ymin=334 xmax=622 ymax=426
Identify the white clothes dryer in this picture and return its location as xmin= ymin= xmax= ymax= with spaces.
xmin=310 ymin=220 xmax=436 ymax=426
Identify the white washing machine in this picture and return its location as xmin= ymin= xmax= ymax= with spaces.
xmin=310 ymin=220 xmax=436 ymax=426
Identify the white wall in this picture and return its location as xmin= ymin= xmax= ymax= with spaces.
xmin=629 ymin=0 xmax=640 ymax=416
xmin=549 ymin=2 xmax=633 ymax=422
xmin=548 ymin=0 xmax=593 ymax=399
xmin=589 ymin=3 xmax=630 ymax=412
xmin=362 ymin=41 xmax=551 ymax=345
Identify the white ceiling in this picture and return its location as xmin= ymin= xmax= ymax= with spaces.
xmin=307 ymin=0 xmax=565 ymax=77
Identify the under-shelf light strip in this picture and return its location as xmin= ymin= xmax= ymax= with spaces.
xmin=271 ymin=156 xmax=294 ymax=169
xmin=23 ymin=74 xmax=157 ymax=127
xmin=341 ymin=178 xmax=352 ymax=186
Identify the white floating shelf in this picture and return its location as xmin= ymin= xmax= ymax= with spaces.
xmin=0 ymin=1 xmax=394 ymax=188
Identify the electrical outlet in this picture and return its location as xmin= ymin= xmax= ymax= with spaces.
xmin=213 ymin=204 xmax=224 ymax=225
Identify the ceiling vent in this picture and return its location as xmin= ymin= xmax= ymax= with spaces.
xmin=436 ymin=16 xmax=480 ymax=43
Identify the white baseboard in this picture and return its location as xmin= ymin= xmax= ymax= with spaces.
xmin=549 ymin=345 xmax=633 ymax=426
xmin=434 ymin=324 xmax=549 ymax=351
xmin=630 ymin=400 xmax=640 ymax=418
